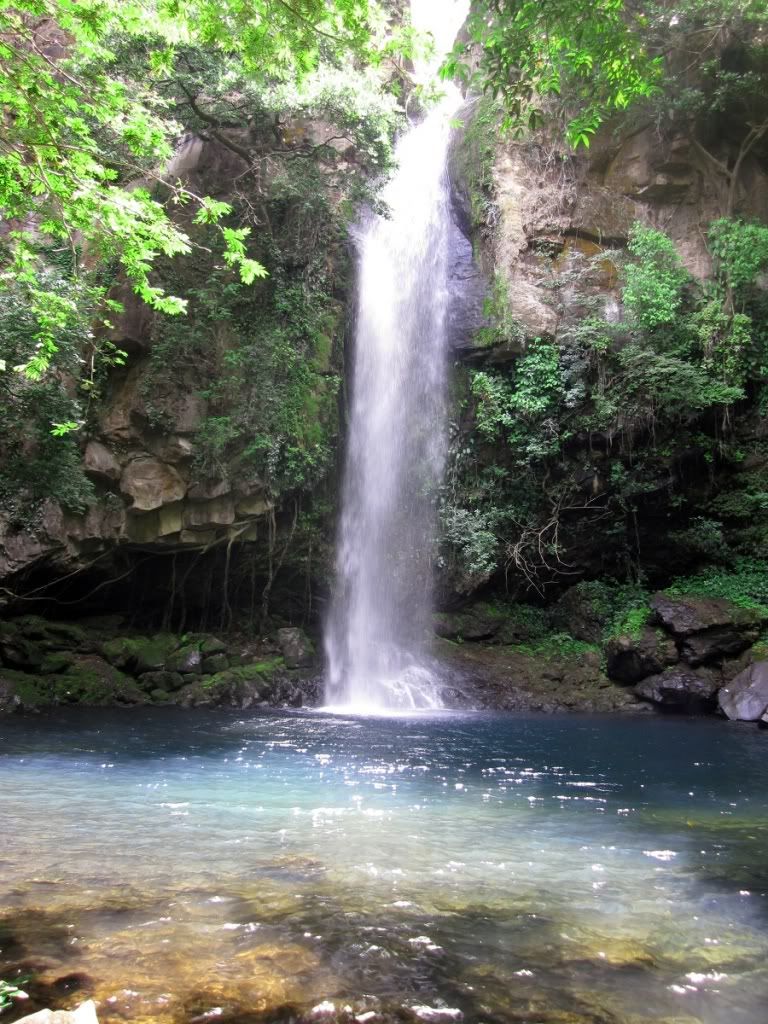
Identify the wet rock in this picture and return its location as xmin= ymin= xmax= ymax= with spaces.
xmin=434 ymin=638 xmax=644 ymax=713
xmin=605 ymin=628 xmax=678 ymax=684
xmin=15 ymin=1000 xmax=99 ymax=1024
xmin=201 ymin=653 xmax=229 ymax=674
xmin=138 ymin=670 xmax=185 ymax=692
xmin=276 ymin=627 xmax=315 ymax=669
xmin=166 ymin=644 xmax=203 ymax=674
xmin=634 ymin=668 xmax=720 ymax=707
xmin=718 ymin=661 xmax=768 ymax=721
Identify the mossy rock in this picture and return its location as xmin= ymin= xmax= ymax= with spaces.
xmin=0 ymin=667 xmax=51 ymax=710
xmin=59 ymin=656 xmax=146 ymax=705
xmin=0 ymin=635 xmax=45 ymax=671
xmin=0 ymin=656 xmax=144 ymax=709
xmin=199 ymin=635 xmax=227 ymax=655
xmin=165 ymin=643 xmax=203 ymax=674
xmin=101 ymin=634 xmax=178 ymax=674
xmin=40 ymin=651 xmax=76 ymax=674
xmin=201 ymin=653 xmax=229 ymax=674
xmin=11 ymin=616 xmax=89 ymax=649
xmin=177 ymin=659 xmax=286 ymax=708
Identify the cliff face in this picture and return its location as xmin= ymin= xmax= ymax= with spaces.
xmin=439 ymin=91 xmax=768 ymax=605
xmin=0 ymin=121 xmax=360 ymax=626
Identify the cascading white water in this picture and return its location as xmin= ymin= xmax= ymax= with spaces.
xmin=324 ymin=1 xmax=468 ymax=711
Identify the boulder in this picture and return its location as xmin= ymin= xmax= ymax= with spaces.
xmin=175 ymin=660 xmax=285 ymax=708
xmin=166 ymin=643 xmax=202 ymax=674
xmin=0 ymin=636 xmax=44 ymax=672
xmin=650 ymin=593 xmax=762 ymax=636
xmin=276 ymin=627 xmax=315 ymax=669
xmin=551 ymin=587 xmax=608 ymax=643
xmin=120 ymin=458 xmax=187 ymax=512
xmin=137 ymin=670 xmax=185 ymax=693
xmin=650 ymin=593 xmax=762 ymax=666
xmin=11 ymin=616 xmax=89 ymax=650
xmin=15 ymin=1000 xmax=98 ymax=1024
xmin=200 ymin=635 xmax=227 ymax=655
xmin=634 ymin=669 xmax=719 ymax=707
xmin=605 ymin=628 xmax=678 ymax=684
xmin=59 ymin=656 xmax=146 ymax=705
xmin=201 ymin=653 xmax=229 ymax=674
xmin=84 ymin=440 xmax=121 ymax=482
xmin=101 ymin=635 xmax=177 ymax=674
xmin=718 ymin=661 xmax=768 ymax=721
xmin=680 ymin=627 xmax=756 ymax=666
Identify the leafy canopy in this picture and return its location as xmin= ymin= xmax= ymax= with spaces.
xmin=442 ymin=0 xmax=662 ymax=147
xmin=0 ymin=0 xmax=376 ymax=377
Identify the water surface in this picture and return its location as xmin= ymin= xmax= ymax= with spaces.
xmin=1 ymin=709 xmax=767 ymax=1024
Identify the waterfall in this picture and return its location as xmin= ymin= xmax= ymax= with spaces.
xmin=324 ymin=1 xmax=468 ymax=711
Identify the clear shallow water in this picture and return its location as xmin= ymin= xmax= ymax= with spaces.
xmin=1 ymin=709 xmax=768 ymax=1024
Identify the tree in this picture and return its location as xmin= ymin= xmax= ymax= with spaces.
xmin=442 ymin=0 xmax=662 ymax=147
xmin=0 ymin=0 xmax=376 ymax=378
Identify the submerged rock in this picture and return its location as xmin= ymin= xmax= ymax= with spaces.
xmin=718 ymin=661 xmax=768 ymax=721
xmin=15 ymin=1000 xmax=98 ymax=1024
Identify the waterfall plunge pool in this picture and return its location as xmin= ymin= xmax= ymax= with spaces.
xmin=1 ymin=708 xmax=767 ymax=1024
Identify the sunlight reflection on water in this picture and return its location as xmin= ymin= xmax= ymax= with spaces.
xmin=1 ymin=709 xmax=768 ymax=1024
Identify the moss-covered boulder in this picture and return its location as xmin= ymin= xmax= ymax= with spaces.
xmin=137 ymin=670 xmax=185 ymax=693
xmin=0 ymin=656 xmax=144 ymax=709
xmin=175 ymin=659 xmax=286 ymax=708
xmin=101 ymin=634 xmax=178 ymax=674
xmin=605 ymin=628 xmax=678 ymax=684
xmin=0 ymin=635 xmax=44 ymax=671
xmin=201 ymin=653 xmax=229 ymax=674
xmin=165 ymin=643 xmax=203 ymax=674
xmin=10 ymin=615 xmax=89 ymax=649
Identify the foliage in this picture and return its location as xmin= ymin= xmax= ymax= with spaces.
xmin=143 ymin=194 xmax=344 ymax=498
xmin=442 ymin=216 xmax=768 ymax=591
xmin=0 ymin=0 xmax=402 ymax=379
xmin=709 ymin=218 xmax=768 ymax=293
xmin=622 ymin=225 xmax=690 ymax=330
xmin=515 ymin=632 xmax=599 ymax=660
xmin=471 ymin=338 xmax=563 ymax=462
xmin=442 ymin=0 xmax=661 ymax=147
xmin=665 ymin=559 xmax=768 ymax=613
xmin=0 ymin=978 xmax=28 ymax=1013
xmin=0 ymin=266 xmax=95 ymax=518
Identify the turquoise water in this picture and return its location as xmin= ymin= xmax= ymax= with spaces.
xmin=1 ymin=709 xmax=767 ymax=1024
